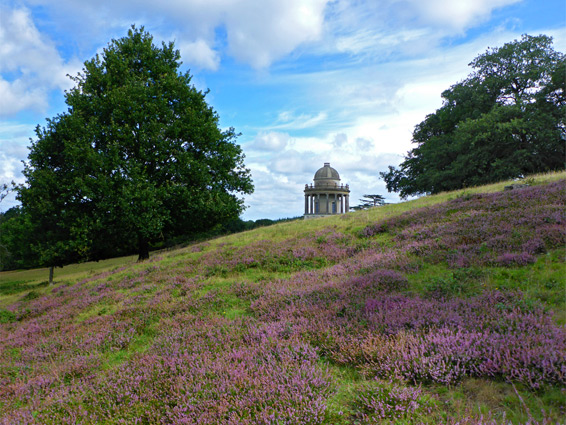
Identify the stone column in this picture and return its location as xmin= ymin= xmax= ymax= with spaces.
xmin=345 ymin=195 xmax=349 ymax=213
xmin=326 ymin=193 xmax=329 ymax=214
xmin=305 ymin=195 xmax=308 ymax=215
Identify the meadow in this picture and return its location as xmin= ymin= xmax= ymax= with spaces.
xmin=0 ymin=172 xmax=564 ymax=424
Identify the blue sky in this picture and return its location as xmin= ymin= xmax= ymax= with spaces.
xmin=1 ymin=0 xmax=564 ymax=220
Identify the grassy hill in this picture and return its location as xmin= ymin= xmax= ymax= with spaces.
xmin=1 ymin=172 xmax=565 ymax=424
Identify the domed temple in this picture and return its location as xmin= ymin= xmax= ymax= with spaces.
xmin=304 ymin=163 xmax=350 ymax=219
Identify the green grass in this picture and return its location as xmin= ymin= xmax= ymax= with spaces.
xmin=429 ymin=378 xmax=566 ymax=424
xmin=101 ymin=323 xmax=158 ymax=370
xmin=0 ymin=255 xmax=137 ymax=302
xmin=74 ymin=302 xmax=120 ymax=323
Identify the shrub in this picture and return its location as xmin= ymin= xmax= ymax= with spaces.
xmin=347 ymin=269 xmax=409 ymax=296
xmin=352 ymin=382 xmax=433 ymax=423
xmin=0 ymin=309 xmax=16 ymax=323
xmin=495 ymin=252 xmax=537 ymax=267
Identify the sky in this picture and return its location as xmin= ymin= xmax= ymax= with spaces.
xmin=0 ymin=0 xmax=565 ymax=220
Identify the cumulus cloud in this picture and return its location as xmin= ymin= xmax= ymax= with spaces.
xmin=223 ymin=0 xmax=328 ymax=68
xmin=332 ymin=133 xmax=347 ymax=147
xmin=178 ymin=39 xmax=220 ymax=71
xmin=249 ymin=132 xmax=290 ymax=151
xmin=240 ymin=168 xmax=307 ymax=219
xmin=0 ymin=80 xmax=48 ymax=116
xmin=0 ymin=122 xmax=33 ymax=211
xmin=4 ymin=0 xmax=522 ymax=75
xmin=15 ymin=0 xmax=330 ymax=70
xmin=0 ymin=7 xmax=80 ymax=116
xmin=269 ymin=149 xmax=319 ymax=175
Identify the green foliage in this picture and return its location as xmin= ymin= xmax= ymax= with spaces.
xmin=17 ymin=26 xmax=253 ymax=266
xmin=381 ymin=34 xmax=565 ymax=197
xmin=0 ymin=308 xmax=16 ymax=323
xmin=0 ymin=207 xmax=36 ymax=270
xmin=351 ymin=194 xmax=386 ymax=211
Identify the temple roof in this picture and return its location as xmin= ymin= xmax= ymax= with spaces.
xmin=313 ymin=162 xmax=340 ymax=181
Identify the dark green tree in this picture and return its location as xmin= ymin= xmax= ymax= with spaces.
xmin=0 ymin=207 xmax=36 ymax=271
xmin=18 ymin=26 xmax=253 ymax=266
xmin=349 ymin=194 xmax=385 ymax=211
xmin=360 ymin=194 xmax=385 ymax=207
xmin=381 ymin=34 xmax=565 ymax=198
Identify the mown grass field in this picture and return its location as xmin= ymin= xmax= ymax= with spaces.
xmin=0 ymin=171 xmax=565 ymax=424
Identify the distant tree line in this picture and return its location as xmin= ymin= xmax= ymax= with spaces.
xmin=381 ymin=34 xmax=565 ymax=198
xmin=0 ymin=209 xmax=299 ymax=271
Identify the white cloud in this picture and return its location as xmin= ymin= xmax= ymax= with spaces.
xmin=318 ymin=0 xmax=524 ymax=60
xmin=272 ymin=111 xmax=328 ymax=130
xmin=269 ymin=149 xmax=319 ymax=175
xmin=333 ymin=133 xmax=347 ymax=147
xmin=401 ymin=0 xmax=521 ymax=30
xmin=223 ymin=0 xmax=329 ymax=68
xmin=0 ymin=7 xmax=80 ymax=116
xmin=249 ymin=131 xmax=290 ymax=151
xmin=241 ymin=168 xmax=306 ymax=219
xmin=0 ymin=80 xmax=48 ymax=116
xmin=0 ymin=122 xmax=33 ymax=211
xmin=18 ymin=0 xmax=330 ymax=69
xmin=178 ymin=39 xmax=220 ymax=71
xmin=5 ymin=0 xmax=526 ymax=75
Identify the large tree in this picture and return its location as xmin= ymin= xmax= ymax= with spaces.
xmin=381 ymin=35 xmax=565 ymax=198
xmin=18 ymin=26 xmax=253 ymax=265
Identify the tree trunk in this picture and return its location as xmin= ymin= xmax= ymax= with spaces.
xmin=137 ymin=237 xmax=149 ymax=262
xmin=49 ymin=266 xmax=54 ymax=285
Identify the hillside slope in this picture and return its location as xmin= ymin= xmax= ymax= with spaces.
xmin=1 ymin=175 xmax=565 ymax=424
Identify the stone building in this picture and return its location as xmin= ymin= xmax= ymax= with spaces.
xmin=304 ymin=163 xmax=350 ymax=219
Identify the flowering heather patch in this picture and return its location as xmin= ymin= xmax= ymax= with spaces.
xmin=361 ymin=181 xmax=566 ymax=267
xmin=495 ymin=252 xmax=537 ymax=266
xmin=2 ymin=317 xmax=334 ymax=424
xmin=352 ymin=382 xmax=433 ymax=423
xmin=250 ymin=262 xmax=566 ymax=391
xmin=1 ymin=179 xmax=565 ymax=423
xmin=347 ymin=269 xmax=409 ymax=294
xmin=196 ymin=229 xmax=354 ymax=276
xmin=327 ymin=291 xmax=566 ymax=389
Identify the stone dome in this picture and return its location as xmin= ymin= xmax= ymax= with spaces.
xmin=314 ymin=163 xmax=340 ymax=182
xmin=304 ymin=162 xmax=350 ymax=218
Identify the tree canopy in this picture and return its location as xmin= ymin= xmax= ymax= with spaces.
xmin=380 ymin=34 xmax=565 ymax=198
xmin=350 ymin=194 xmax=386 ymax=211
xmin=17 ymin=26 xmax=253 ymax=265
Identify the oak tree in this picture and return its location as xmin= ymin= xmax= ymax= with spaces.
xmin=18 ymin=26 xmax=253 ymax=265
xmin=381 ymin=35 xmax=565 ymax=198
